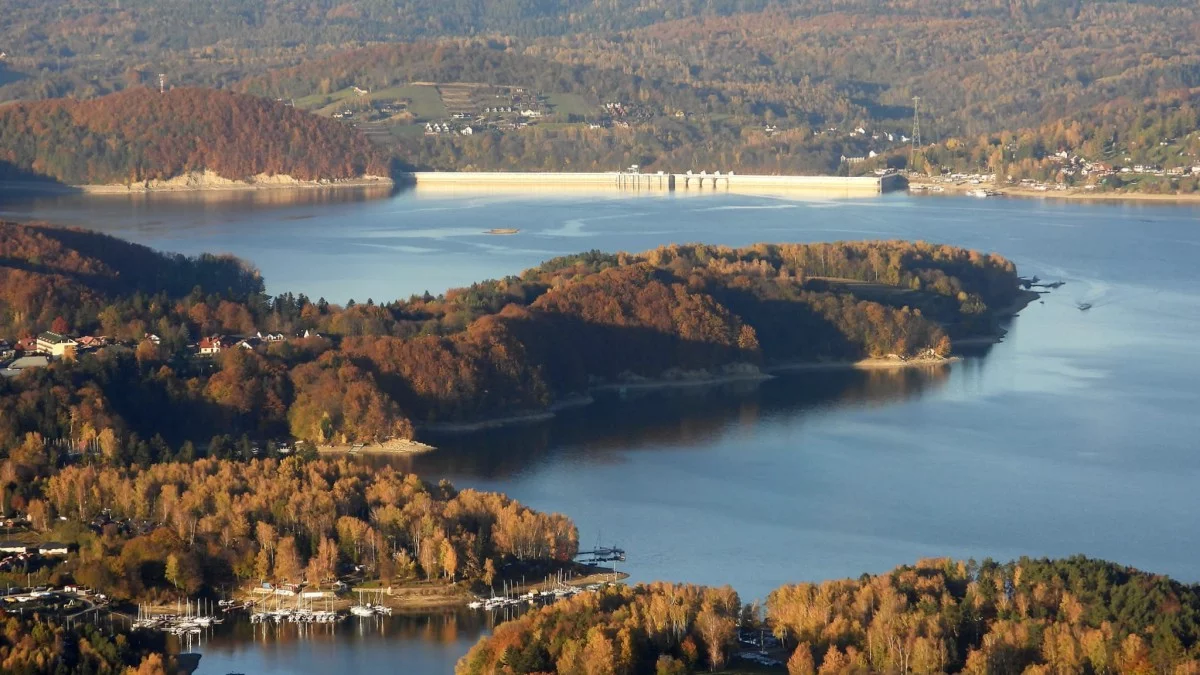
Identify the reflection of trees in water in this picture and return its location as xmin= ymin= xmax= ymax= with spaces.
xmin=0 ymin=184 xmax=393 ymax=221
xmin=196 ymin=609 xmax=486 ymax=650
xmin=402 ymin=365 xmax=952 ymax=480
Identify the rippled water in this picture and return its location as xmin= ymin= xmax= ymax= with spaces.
xmin=5 ymin=187 xmax=1199 ymax=674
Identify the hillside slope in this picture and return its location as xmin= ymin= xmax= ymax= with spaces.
xmin=0 ymin=88 xmax=391 ymax=185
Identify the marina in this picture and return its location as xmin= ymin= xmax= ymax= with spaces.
xmin=133 ymin=599 xmax=225 ymax=635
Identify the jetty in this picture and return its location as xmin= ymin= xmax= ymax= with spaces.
xmin=466 ymin=570 xmax=615 ymax=611
xmin=250 ymin=592 xmax=346 ymax=624
xmin=133 ymin=598 xmax=224 ymax=635
xmin=576 ymin=545 xmax=626 ymax=564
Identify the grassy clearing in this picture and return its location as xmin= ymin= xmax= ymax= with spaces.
xmin=296 ymin=84 xmax=448 ymax=121
xmin=546 ymin=92 xmax=594 ymax=118
xmin=397 ymin=85 xmax=448 ymax=120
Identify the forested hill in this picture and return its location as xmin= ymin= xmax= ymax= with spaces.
xmin=0 ymin=88 xmax=391 ymax=185
xmin=457 ymin=556 xmax=1200 ymax=675
xmin=0 ymin=221 xmax=263 ymax=336
xmin=1 ymin=231 xmax=1023 ymax=464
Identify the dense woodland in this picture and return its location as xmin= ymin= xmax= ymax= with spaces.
xmin=0 ymin=222 xmax=1021 ymax=460
xmin=457 ymin=556 xmax=1200 ymax=675
xmin=7 ymin=458 xmax=575 ymax=602
xmin=0 ymin=614 xmax=170 ymax=675
xmin=0 ymin=88 xmax=391 ymax=185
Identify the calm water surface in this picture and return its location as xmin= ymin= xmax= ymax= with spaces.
xmin=4 ymin=187 xmax=1198 ymax=673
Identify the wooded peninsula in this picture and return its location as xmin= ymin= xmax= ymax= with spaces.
xmin=0 ymin=222 xmax=1026 ymax=465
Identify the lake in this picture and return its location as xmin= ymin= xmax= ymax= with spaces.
xmin=4 ymin=186 xmax=1199 ymax=674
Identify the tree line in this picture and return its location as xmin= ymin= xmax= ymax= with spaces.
xmin=456 ymin=556 xmax=1200 ymax=674
xmin=0 ymin=613 xmax=171 ymax=675
xmin=23 ymin=457 xmax=576 ymax=602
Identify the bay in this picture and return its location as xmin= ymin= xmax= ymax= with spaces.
xmin=4 ymin=187 xmax=1198 ymax=673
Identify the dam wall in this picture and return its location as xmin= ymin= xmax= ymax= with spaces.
xmin=401 ymin=172 xmax=902 ymax=194
xmin=405 ymin=171 xmax=670 ymax=189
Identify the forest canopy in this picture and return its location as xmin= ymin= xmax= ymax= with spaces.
xmin=27 ymin=457 xmax=577 ymax=602
xmin=456 ymin=556 xmax=1200 ymax=675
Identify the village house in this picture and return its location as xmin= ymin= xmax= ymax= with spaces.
xmin=197 ymin=335 xmax=236 ymax=356
xmin=257 ymin=331 xmax=286 ymax=343
xmin=35 ymin=331 xmax=77 ymax=358
xmin=75 ymin=335 xmax=111 ymax=352
xmin=38 ymin=543 xmax=71 ymax=557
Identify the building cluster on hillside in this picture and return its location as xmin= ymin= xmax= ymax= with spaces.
xmin=1 ymin=329 xmax=327 ymax=377
xmin=425 ymin=122 xmax=474 ymax=135
xmin=1 ymin=331 xmax=97 ymax=378
xmin=196 ymin=330 xmax=310 ymax=357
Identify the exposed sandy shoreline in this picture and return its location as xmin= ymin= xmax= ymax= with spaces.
xmin=767 ymin=356 xmax=961 ymax=373
xmin=316 ymin=438 xmax=436 ymax=455
xmin=0 ymin=172 xmax=392 ymax=195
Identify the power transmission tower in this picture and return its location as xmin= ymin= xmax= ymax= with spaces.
xmin=910 ymin=96 xmax=922 ymax=170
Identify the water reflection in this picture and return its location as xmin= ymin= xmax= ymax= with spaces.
xmin=387 ymin=366 xmax=953 ymax=480
xmin=176 ymin=610 xmax=496 ymax=674
xmin=0 ymin=183 xmax=394 ymax=212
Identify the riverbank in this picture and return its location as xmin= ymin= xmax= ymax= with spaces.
xmin=316 ymin=438 xmax=436 ymax=455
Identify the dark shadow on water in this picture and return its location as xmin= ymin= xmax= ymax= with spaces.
xmin=0 ymin=159 xmax=81 ymax=197
xmin=384 ymin=366 xmax=952 ymax=480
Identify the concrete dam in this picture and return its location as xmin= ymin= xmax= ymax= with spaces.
xmin=401 ymin=171 xmax=904 ymax=195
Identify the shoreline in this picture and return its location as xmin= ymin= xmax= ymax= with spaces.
xmin=910 ymin=180 xmax=1200 ymax=204
xmin=315 ymin=438 xmax=436 ymax=455
xmin=766 ymin=355 xmax=961 ymax=373
xmin=0 ymin=175 xmax=393 ymax=195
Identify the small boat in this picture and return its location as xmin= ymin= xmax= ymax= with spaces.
xmin=967 ymin=188 xmax=990 ymax=198
xmin=1077 ymin=302 xmax=1093 ymax=311
xmin=350 ymin=605 xmax=375 ymax=617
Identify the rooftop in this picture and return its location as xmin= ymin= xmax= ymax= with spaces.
xmin=37 ymin=331 xmax=75 ymax=345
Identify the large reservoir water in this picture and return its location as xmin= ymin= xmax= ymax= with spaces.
xmin=4 ymin=187 xmax=1198 ymax=673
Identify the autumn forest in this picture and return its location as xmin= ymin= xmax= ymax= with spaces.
xmin=0 ymin=221 xmax=1022 ymax=464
